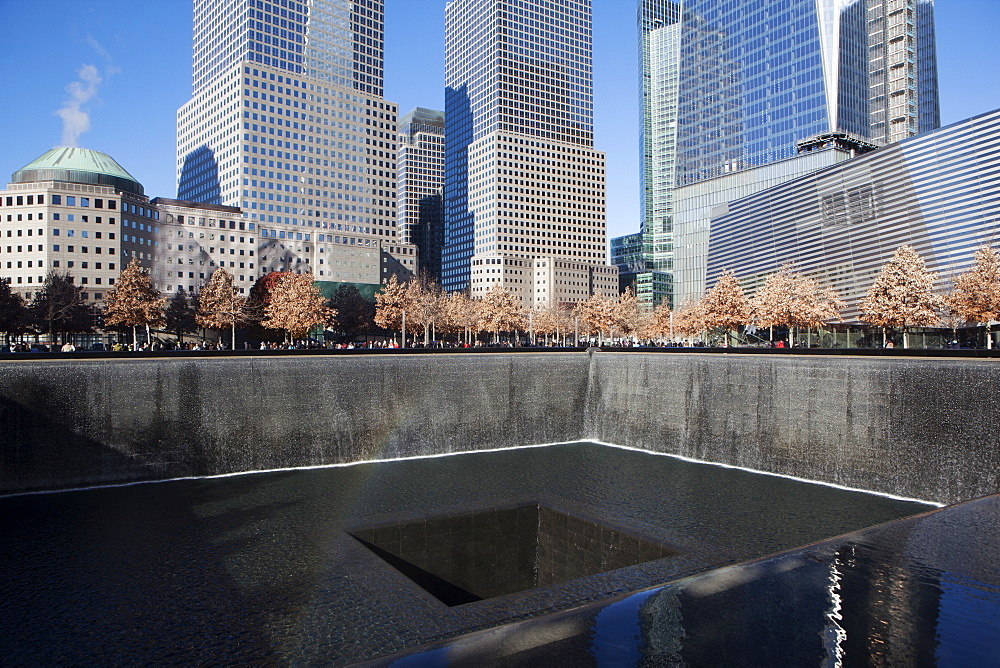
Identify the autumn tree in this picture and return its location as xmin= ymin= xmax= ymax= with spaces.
xmin=946 ymin=244 xmax=1000 ymax=348
xmin=672 ymin=301 xmax=707 ymax=340
xmin=405 ymin=275 xmax=445 ymax=345
xmin=0 ymin=278 xmax=28 ymax=345
xmin=443 ymin=291 xmax=480 ymax=345
xmin=164 ymin=288 xmax=198 ymax=345
xmin=247 ymin=271 xmax=287 ymax=321
xmin=103 ymin=258 xmax=166 ymax=348
xmin=529 ymin=303 xmax=573 ymax=345
xmin=749 ymin=263 xmax=844 ymax=346
xmin=700 ymin=269 xmax=750 ymax=346
xmin=860 ymin=245 xmax=942 ymax=348
xmin=328 ymin=284 xmax=375 ymax=338
xmin=478 ymin=285 xmax=524 ymax=344
xmin=374 ymin=274 xmax=408 ymax=343
xmin=197 ymin=267 xmax=250 ymax=349
xmin=647 ymin=301 xmax=677 ymax=342
xmin=29 ymin=271 xmax=94 ymax=344
xmin=262 ymin=271 xmax=337 ymax=341
xmin=618 ymin=288 xmax=644 ymax=338
xmin=576 ymin=294 xmax=619 ymax=342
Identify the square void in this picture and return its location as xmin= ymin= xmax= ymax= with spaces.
xmin=349 ymin=503 xmax=680 ymax=606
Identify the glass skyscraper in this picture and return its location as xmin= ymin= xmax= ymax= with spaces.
xmin=442 ymin=0 xmax=616 ymax=306
xmin=623 ymin=0 xmax=939 ymax=309
xmin=178 ymin=0 xmax=408 ymax=286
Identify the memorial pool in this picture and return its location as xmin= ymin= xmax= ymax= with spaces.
xmin=0 ymin=441 xmax=931 ymax=664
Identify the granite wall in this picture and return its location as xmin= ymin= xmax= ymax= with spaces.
xmin=585 ymin=352 xmax=1000 ymax=505
xmin=1 ymin=352 xmax=998 ymax=504
xmin=0 ymin=354 xmax=590 ymax=494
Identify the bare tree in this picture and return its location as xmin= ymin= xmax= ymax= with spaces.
xmin=860 ymin=245 xmax=942 ymax=348
xmin=701 ymin=269 xmax=749 ymax=346
xmin=262 ymin=271 xmax=337 ymax=342
xmin=104 ymin=258 xmax=166 ymax=348
xmin=946 ymin=244 xmax=1000 ymax=348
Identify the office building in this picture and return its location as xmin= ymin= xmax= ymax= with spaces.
xmin=0 ymin=147 xmax=255 ymax=305
xmin=443 ymin=0 xmax=617 ymax=308
xmin=703 ymin=108 xmax=1000 ymax=321
xmin=397 ymin=107 xmax=444 ymax=279
xmin=177 ymin=0 xmax=413 ymax=288
xmin=623 ymin=0 xmax=940 ymax=309
xmin=152 ymin=198 xmax=257 ymax=295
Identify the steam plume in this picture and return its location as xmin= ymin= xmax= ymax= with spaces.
xmin=55 ymin=64 xmax=102 ymax=147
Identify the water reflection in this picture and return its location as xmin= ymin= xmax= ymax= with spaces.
xmin=388 ymin=495 xmax=1000 ymax=665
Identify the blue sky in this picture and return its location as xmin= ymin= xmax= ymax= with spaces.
xmin=1 ymin=0 xmax=997 ymax=240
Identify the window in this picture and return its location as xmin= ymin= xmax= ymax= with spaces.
xmin=66 ymin=196 xmax=76 ymax=206
xmin=52 ymin=195 xmax=61 ymax=205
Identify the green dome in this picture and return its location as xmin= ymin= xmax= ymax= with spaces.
xmin=12 ymin=147 xmax=144 ymax=196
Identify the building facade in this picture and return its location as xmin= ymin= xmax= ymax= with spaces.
xmin=1 ymin=148 xmax=257 ymax=307
xmin=704 ymin=108 xmax=1000 ymax=321
xmin=177 ymin=0 xmax=413 ymax=289
xmin=397 ymin=107 xmax=443 ymax=279
xmin=443 ymin=0 xmax=617 ymax=308
xmin=622 ymin=0 xmax=940 ymax=310
xmin=152 ymin=198 xmax=257 ymax=296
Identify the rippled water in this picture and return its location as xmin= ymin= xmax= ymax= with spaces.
xmin=0 ymin=442 xmax=932 ymax=664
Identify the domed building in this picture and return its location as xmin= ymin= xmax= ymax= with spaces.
xmin=0 ymin=146 xmax=158 ymax=304
xmin=1 ymin=147 xmax=253 ymax=306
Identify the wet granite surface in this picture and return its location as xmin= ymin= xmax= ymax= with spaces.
xmin=0 ymin=353 xmax=589 ymax=494
xmin=587 ymin=353 xmax=1000 ymax=504
xmin=378 ymin=493 xmax=1000 ymax=667
xmin=0 ymin=442 xmax=929 ymax=664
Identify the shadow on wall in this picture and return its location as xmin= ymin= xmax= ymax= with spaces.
xmin=177 ymin=145 xmax=221 ymax=204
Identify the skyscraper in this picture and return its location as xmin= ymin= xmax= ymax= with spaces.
xmin=177 ymin=0 xmax=407 ymax=286
xmin=442 ymin=0 xmax=617 ymax=307
xmin=867 ymin=0 xmax=940 ymax=144
xmin=397 ymin=108 xmax=445 ymax=279
xmin=624 ymin=0 xmax=939 ymax=309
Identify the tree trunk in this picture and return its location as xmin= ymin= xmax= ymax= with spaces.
xmin=132 ymin=325 xmax=138 ymax=351
xmin=232 ymin=322 xmax=237 ymax=350
xmin=988 ymin=323 xmax=993 ymax=349
xmin=903 ymin=329 xmax=909 ymax=349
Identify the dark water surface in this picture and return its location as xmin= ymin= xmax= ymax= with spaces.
xmin=0 ymin=442 xmax=930 ymax=664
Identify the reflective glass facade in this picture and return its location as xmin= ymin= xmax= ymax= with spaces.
xmin=705 ymin=108 xmax=1000 ymax=321
xmin=192 ymin=0 xmax=383 ymax=97
xmin=179 ymin=0 xmax=406 ymax=286
xmin=443 ymin=0 xmax=599 ymax=292
xmin=635 ymin=0 xmax=939 ymax=310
